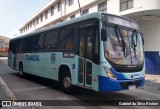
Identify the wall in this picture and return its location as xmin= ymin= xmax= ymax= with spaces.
xmin=138 ymin=18 xmax=160 ymax=74
xmin=138 ymin=19 xmax=160 ymax=51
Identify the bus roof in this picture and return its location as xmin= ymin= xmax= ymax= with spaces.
xmin=11 ymin=12 xmax=137 ymax=41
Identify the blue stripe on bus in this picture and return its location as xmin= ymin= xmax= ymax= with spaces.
xmin=98 ymin=75 xmax=145 ymax=92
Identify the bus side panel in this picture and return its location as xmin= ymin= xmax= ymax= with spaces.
xmin=22 ymin=53 xmax=45 ymax=77
xmin=22 ymin=53 xmax=33 ymax=74
xmin=44 ymin=52 xmax=75 ymax=82
xmin=91 ymin=63 xmax=100 ymax=91
xmin=8 ymin=53 xmax=14 ymax=69
xmin=43 ymin=52 xmax=58 ymax=81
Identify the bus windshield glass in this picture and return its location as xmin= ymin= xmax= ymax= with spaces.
xmin=104 ymin=27 xmax=144 ymax=65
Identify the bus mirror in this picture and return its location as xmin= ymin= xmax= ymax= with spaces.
xmin=101 ymin=27 xmax=107 ymax=41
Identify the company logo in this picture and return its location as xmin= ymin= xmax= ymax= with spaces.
xmin=51 ymin=54 xmax=56 ymax=64
xmin=131 ymin=73 xmax=140 ymax=78
xmin=2 ymin=101 xmax=11 ymax=106
xmin=134 ymin=73 xmax=140 ymax=77
xmin=25 ymin=55 xmax=39 ymax=61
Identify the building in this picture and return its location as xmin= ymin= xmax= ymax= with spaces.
xmin=19 ymin=0 xmax=160 ymax=74
xmin=19 ymin=0 xmax=107 ymax=35
xmin=0 ymin=35 xmax=10 ymax=57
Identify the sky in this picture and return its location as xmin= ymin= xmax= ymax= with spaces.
xmin=0 ymin=0 xmax=50 ymax=38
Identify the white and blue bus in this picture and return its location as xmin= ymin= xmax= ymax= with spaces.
xmin=8 ymin=12 xmax=145 ymax=93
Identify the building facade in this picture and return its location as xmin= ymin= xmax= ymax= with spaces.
xmin=19 ymin=0 xmax=160 ymax=74
xmin=19 ymin=0 xmax=107 ymax=35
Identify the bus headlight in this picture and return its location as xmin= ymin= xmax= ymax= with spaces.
xmin=103 ymin=66 xmax=116 ymax=80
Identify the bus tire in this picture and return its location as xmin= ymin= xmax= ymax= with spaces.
xmin=19 ymin=64 xmax=24 ymax=78
xmin=60 ymin=72 xmax=74 ymax=94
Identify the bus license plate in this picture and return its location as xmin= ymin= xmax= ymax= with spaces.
xmin=129 ymin=85 xmax=136 ymax=90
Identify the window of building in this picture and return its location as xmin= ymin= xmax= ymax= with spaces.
xmin=82 ymin=9 xmax=88 ymax=15
xmin=30 ymin=22 xmax=32 ymax=28
xmin=98 ymin=1 xmax=107 ymax=12
xmin=28 ymin=25 xmax=29 ymax=30
xmin=69 ymin=0 xmax=74 ymax=6
xmin=36 ymin=18 xmax=39 ymax=24
xmin=41 ymin=14 xmax=43 ymax=22
xmin=33 ymin=20 xmax=35 ymax=26
xmin=44 ymin=29 xmax=58 ymax=51
xmin=51 ymin=6 xmax=54 ymax=16
xmin=45 ymin=11 xmax=48 ymax=19
xmin=58 ymin=2 xmax=61 ymax=12
xmin=70 ymin=15 xmax=75 ymax=19
xmin=58 ymin=27 xmax=74 ymax=50
xmin=120 ymin=0 xmax=133 ymax=11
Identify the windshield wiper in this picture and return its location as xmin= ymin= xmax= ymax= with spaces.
xmin=131 ymin=30 xmax=137 ymax=57
xmin=114 ymin=25 xmax=126 ymax=57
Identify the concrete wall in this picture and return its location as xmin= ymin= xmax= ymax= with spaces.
xmin=138 ymin=19 xmax=160 ymax=51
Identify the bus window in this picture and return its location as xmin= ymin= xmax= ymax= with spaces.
xmin=87 ymin=28 xmax=99 ymax=63
xmin=33 ymin=33 xmax=45 ymax=51
xmin=45 ymin=29 xmax=58 ymax=51
xmin=18 ymin=39 xmax=24 ymax=53
xmin=9 ymin=41 xmax=15 ymax=53
xmin=58 ymin=28 xmax=74 ymax=50
xmin=24 ymin=37 xmax=34 ymax=52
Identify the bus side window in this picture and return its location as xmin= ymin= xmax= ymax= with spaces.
xmin=33 ymin=33 xmax=45 ymax=52
xmin=24 ymin=37 xmax=34 ymax=52
xmin=18 ymin=39 xmax=24 ymax=53
xmin=45 ymin=29 xmax=58 ymax=51
xmin=58 ymin=28 xmax=74 ymax=50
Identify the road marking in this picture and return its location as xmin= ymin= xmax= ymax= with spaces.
xmin=0 ymin=76 xmax=37 ymax=109
xmin=0 ymin=57 xmax=8 ymax=59
xmin=13 ymin=86 xmax=48 ymax=92
xmin=0 ymin=76 xmax=16 ymax=100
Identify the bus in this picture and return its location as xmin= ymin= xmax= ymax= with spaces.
xmin=8 ymin=12 xmax=145 ymax=93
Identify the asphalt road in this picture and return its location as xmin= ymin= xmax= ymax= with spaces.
xmin=0 ymin=58 xmax=160 ymax=109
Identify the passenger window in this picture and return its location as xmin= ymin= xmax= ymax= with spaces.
xmin=33 ymin=33 xmax=45 ymax=51
xmin=25 ymin=37 xmax=33 ymax=52
xmin=58 ymin=28 xmax=74 ymax=50
xmin=18 ymin=39 xmax=24 ymax=52
xmin=44 ymin=29 xmax=58 ymax=51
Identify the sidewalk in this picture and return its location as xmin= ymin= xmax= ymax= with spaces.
xmin=145 ymin=74 xmax=160 ymax=83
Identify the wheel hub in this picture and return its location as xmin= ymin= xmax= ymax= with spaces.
xmin=63 ymin=77 xmax=71 ymax=88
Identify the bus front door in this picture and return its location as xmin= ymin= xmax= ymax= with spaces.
xmin=78 ymin=28 xmax=94 ymax=88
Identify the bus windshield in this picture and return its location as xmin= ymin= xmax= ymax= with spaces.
xmin=104 ymin=26 xmax=144 ymax=65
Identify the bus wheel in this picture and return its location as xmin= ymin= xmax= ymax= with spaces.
xmin=61 ymin=73 xmax=74 ymax=94
xmin=19 ymin=65 xmax=24 ymax=78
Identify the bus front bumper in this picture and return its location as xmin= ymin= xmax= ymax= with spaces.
xmin=98 ymin=75 xmax=145 ymax=92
